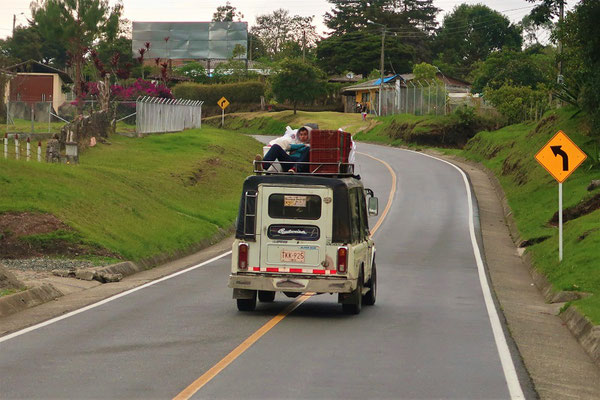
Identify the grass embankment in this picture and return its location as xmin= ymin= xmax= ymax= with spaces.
xmin=0 ymin=127 xmax=262 ymax=261
xmin=5 ymin=118 xmax=136 ymax=135
xmin=204 ymin=110 xmax=373 ymax=135
xmin=462 ymin=107 xmax=600 ymax=323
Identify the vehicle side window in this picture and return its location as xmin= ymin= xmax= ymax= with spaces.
xmin=349 ymin=188 xmax=361 ymax=243
xmin=358 ymin=189 xmax=369 ymax=239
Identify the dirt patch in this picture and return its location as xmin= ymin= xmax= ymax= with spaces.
xmin=501 ymin=154 xmax=529 ymax=186
xmin=171 ymin=158 xmax=222 ymax=187
xmin=549 ymin=192 xmax=600 ymax=226
xmin=0 ymin=212 xmax=117 ymax=259
xmin=528 ymin=114 xmax=558 ymax=137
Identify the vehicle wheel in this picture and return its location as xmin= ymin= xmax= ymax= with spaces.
xmin=363 ymin=262 xmax=377 ymax=306
xmin=236 ymin=292 xmax=257 ymax=311
xmin=258 ymin=290 xmax=276 ymax=302
xmin=342 ymin=269 xmax=363 ymax=315
xmin=283 ymin=291 xmax=301 ymax=298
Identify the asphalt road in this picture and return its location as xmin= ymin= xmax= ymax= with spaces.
xmin=0 ymin=141 xmax=532 ymax=399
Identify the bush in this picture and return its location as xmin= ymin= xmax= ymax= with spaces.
xmin=484 ymin=84 xmax=549 ymax=124
xmin=172 ymin=81 xmax=265 ymax=104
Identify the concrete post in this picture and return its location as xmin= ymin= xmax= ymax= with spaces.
xmin=26 ymin=137 xmax=31 ymax=161
xmin=15 ymin=134 xmax=20 ymax=160
xmin=3 ymin=133 xmax=7 ymax=159
xmin=37 ymin=141 xmax=42 ymax=162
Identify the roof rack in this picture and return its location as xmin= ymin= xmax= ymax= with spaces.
xmin=253 ymin=160 xmax=356 ymax=178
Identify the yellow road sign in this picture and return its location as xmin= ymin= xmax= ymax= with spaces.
xmin=535 ymin=130 xmax=587 ymax=183
xmin=218 ymin=97 xmax=230 ymax=110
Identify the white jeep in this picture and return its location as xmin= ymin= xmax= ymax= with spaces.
xmin=228 ymin=172 xmax=378 ymax=314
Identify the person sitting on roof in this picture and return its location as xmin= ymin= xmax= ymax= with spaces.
xmin=257 ymin=126 xmax=312 ymax=173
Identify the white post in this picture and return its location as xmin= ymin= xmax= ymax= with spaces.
xmin=37 ymin=141 xmax=42 ymax=162
xmin=3 ymin=133 xmax=7 ymax=159
xmin=15 ymin=134 xmax=19 ymax=160
xmin=559 ymin=182 xmax=563 ymax=262
xmin=26 ymin=137 xmax=31 ymax=161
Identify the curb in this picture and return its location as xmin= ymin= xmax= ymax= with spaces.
xmin=0 ymin=283 xmax=63 ymax=318
xmin=561 ymin=306 xmax=600 ymax=368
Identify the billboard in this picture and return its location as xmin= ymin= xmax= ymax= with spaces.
xmin=132 ymin=22 xmax=248 ymax=60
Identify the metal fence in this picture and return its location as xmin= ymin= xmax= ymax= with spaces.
xmin=373 ymin=80 xmax=448 ymax=117
xmin=136 ymin=97 xmax=203 ymax=135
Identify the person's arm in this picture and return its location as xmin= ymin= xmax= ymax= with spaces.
xmin=289 ymin=143 xmax=307 ymax=153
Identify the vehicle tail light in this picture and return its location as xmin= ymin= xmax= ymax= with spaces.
xmin=238 ymin=243 xmax=249 ymax=270
xmin=337 ymin=247 xmax=348 ymax=273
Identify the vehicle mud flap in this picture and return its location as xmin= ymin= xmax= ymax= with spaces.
xmin=340 ymin=271 xmax=363 ymax=315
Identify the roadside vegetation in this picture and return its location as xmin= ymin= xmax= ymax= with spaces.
xmin=203 ymin=110 xmax=374 ymax=135
xmin=0 ymin=127 xmax=262 ymax=262
xmin=462 ymin=107 xmax=600 ymax=324
xmin=5 ymin=118 xmax=136 ymax=135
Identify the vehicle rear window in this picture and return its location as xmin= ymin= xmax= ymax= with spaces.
xmin=268 ymin=194 xmax=321 ymax=220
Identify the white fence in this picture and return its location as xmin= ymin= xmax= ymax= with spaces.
xmin=136 ymin=97 xmax=203 ymax=135
xmin=373 ymin=81 xmax=448 ymax=117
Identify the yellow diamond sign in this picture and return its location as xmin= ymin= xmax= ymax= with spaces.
xmin=218 ymin=97 xmax=230 ymax=110
xmin=535 ymin=130 xmax=587 ymax=183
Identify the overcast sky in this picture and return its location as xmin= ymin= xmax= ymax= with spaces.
xmin=0 ymin=0 xmax=557 ymax=41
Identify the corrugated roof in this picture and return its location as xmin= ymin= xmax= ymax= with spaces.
xmin=5 ymin=60 xmax=73 ymax=83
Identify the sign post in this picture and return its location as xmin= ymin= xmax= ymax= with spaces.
xmin=218 ymin=96 xmax=230 ymax=127
xmin=535 ymin=130 xmax=587 ymax=261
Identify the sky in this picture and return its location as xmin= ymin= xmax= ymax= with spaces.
xmin=0 ymin=0 xmax=557 ymax=41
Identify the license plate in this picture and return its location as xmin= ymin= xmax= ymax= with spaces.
xmin=281 ymin=250 xmax=305 ymax=263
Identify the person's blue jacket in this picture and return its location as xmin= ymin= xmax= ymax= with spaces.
xmin=289 ymin=144 xmax=309 ymax=161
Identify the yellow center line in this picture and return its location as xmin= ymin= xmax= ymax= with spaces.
xmin=357 ymin=151 xmax=397 ymax=238
xmin=173 ymin=294 xmax=312 ymax=400
xmin=173 ymin=152 xmax=396 ymax=400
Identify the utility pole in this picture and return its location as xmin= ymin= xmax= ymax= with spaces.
xmin=557 ymin=0 xmax=565 ymax=84
xmin=302 ymin=30 xmax=306 ymax=62
xmin=379 ymin=26 xmax=385 ymax=117
xmin=12 ymin=14 xmax=16 ymax=35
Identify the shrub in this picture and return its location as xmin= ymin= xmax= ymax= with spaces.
xmin=172 ymin=81 xmax=265 ymax=104
xmin=484 ymin=84 xmax=549 ymax=124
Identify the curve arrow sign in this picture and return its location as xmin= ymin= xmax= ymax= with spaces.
xmin=550 ymin=145 xmax=569 ymax=171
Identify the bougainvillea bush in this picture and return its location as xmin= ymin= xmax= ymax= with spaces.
xmin=111 ymin=78 xmax=173 ymax=101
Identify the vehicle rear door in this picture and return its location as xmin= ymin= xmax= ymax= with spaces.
xmin=257 ymin=185 xmax=332 ymax=274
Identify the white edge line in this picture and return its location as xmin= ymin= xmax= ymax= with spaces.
xmin=404 ymin=150 xmax=525 ymax=400
xmin=0 ymin=251 xmax=232 ymax=344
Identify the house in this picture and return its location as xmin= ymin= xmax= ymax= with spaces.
xmin=342 ymin=72 xmax=471 ymax=115
xmin=4 ymin=60 xmax=73 ymax=113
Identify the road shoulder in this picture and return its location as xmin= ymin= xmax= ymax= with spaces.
xmin=438 ymin=152 xmax=600 ymax=400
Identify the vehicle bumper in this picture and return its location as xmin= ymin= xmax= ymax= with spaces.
xmin=228 ymin=273 xmax=356 ymax=294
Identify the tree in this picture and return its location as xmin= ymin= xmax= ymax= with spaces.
xmin=526 ymin=0 xmax=565 ymax=25
xmin=433 ymin=4 xmax=523 ymax=79
xmin=558 ymin=0 xmax=600 ymax=137
xmin=270 ymin=58 xmax=326 ymax=114
xmin=324 ymin=0 xmax=439 ymax=35
xmin=174 ymin=62 xmax=208 ymax=83
xmin=251 ymin=9 xmax=318 ymax=58
xmin=30 ymin=0 xmax=125 ymax=111
xmin=412 ymin=62 xmax=438 ymax=82
xmin=212 ymin=2 xmax=244 ymax=22
xmin=316 ymin=30 xmax=414 ymax=76
xmin=469 ymin=48 xmax=555 ymax=93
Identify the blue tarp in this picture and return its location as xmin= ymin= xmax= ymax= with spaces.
xmin=373 ymin=74 xmax=400 ymax=85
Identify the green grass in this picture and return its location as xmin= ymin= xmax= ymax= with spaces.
xmin=0 ymin=288 xmax=26 ymax=297
xmin=462 ymin=107 xmax=600 ymax=323
xmin=5 ymin=118 xmax=136 ymax=135
xmin=0 ymin=127 xmax=262 ymax=261
xmin=204 ymin=110 xmax=373 ymax=135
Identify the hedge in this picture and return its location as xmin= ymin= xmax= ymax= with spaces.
xmin=172 ymin=81 xmax=265 ymax=104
